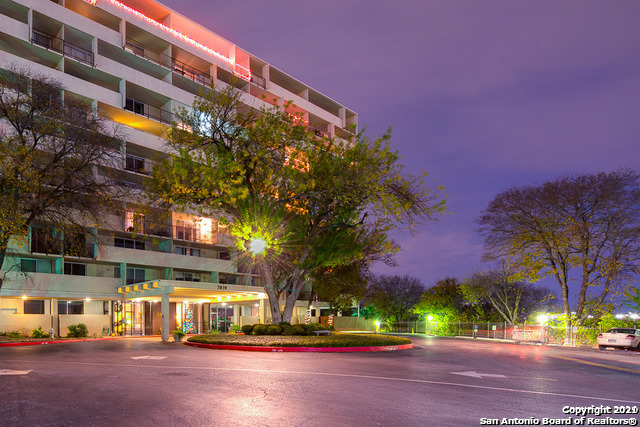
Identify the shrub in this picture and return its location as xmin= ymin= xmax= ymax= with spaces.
xmin=286 ymin=324 xmax=307 ymax=336
xmin=31 ymin=326 xmax=49 ymax=338
xmin=266 ymin=325 xmax=283 ymax=335
xmin=9 ymin=330 xmax=22 ymax=339
xmin=279 ymin=322 xmax=291 ymax=327
xmin=67 ymin=323 xmax=88 ymax=338
xmin=172 ymin=329 xmax=186 ymax=338
xmin=241 ymin=324 xmax=254 ymax=335
xmin=252 ymin=324 xmax=267 ymax=335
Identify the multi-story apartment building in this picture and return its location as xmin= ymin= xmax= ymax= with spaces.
xmin=0 ymin=0 xmax=357 ymax=341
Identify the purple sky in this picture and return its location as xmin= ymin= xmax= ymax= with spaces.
xmin=158 ymin=0 xmax=640 ymax=291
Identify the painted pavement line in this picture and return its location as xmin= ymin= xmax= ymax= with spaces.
xmin=552 ymin=355 xmax=640 ymax=375
xmin=2 ymin=359 xmax=639 ymax=405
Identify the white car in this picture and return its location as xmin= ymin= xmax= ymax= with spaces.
xmin=597 ymin=328 xmax=640 ymax=350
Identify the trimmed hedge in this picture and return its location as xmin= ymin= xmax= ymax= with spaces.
xmin=187 ymin=333 xmax=412 ymax=348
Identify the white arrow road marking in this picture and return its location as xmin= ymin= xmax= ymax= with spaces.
xmin=451 ymin=371 xmax=507 ymax=379
xmin=130 ymin=356 xmax=167 ymax=360
xmin=0 ymin=369 xmax=33 ymax=375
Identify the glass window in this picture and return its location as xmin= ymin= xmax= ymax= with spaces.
xmin=68 ymin=301 xmax=84 ymax=315
xmin=115 ymin=238 xmax=145 ymax=250
xmin=64 ymin=263 xmax=86 ymax=276
xmin=24 ymin=299 xmax=45 ymax=314
xmin=174 ymin=246 xmax=187 ymax=255
xmin=58 ymin=300 xmax=68 ymax=315
xmin=126 ymin=268 xmax=145 ymax=285
xmin=20 ymin=259 xmax=52 ymax=274
xmin=190 ymin=248 xmax=201 ymax=257
xmin=114 ymin=266 xmax=121 ymax=279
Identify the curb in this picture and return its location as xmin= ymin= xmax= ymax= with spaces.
xmin=0 ymin=337 xmax=120 ymax=347
xmin=185 ymin=341 xmax=413 ymax=352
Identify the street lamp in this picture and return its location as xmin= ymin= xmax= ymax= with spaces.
xmin=249 ymin=238 xmax=267 ymax=255
xmin=374 ymin=320 xmax=380 ymax=333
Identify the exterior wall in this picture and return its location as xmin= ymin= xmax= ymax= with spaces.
xmin=0 ymin=314 xmax=50 ymax=335
xmin=59 ymin=314 xmax=111 ymax=337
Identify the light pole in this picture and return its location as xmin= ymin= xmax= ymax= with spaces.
xmin=427 ymin=315 xmax=433 ymax=335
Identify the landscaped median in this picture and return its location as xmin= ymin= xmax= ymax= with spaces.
xmin=185 ymin=333 xmax=413 ymax=352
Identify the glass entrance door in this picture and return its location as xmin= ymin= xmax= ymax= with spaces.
xmin=210 ymin=305 xmax=233 ymax=332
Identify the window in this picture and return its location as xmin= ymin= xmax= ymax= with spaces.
xmin=64 ymin=231 xmax=90 ymax=257
xmin=31 ymin=226 xmax=61 ymax=254
xmin=175 ymin=272 xmax=201 ymax=282
xmin=20 ymin=259 xmax=52 ymax=274
xmin=125 ymin=155 xmax=145 ymax=174
xmin=59 ymin=301 xmax=84 ymax=315
xmin=115 ymin=237 xmax=145 ymax=250
xmin=24 ymin=299 xmax=45 ymax=314
xmin=219 ymin=251 xmax=230 ymax=261
xmin=174 ymin=246 xmax=200 ymax=257
xmin=175 ymin=220 xmax=196 ymax=241
xmin=64 ymin=262 xmax=86 ymax=276
xmin=125 ymin=98 xmax=145 ymax=115
xmin=114 ymin=266 xmax=121 ymax=279
xmin=126 ymin=268 xmax=145 ymax=285
xmin=124 ymin=211 xmax=145 ymax=232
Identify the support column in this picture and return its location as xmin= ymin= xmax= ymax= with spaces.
xmin=233 ymin=304 xmax=240 ymax=328
xmin=161 ymin=293 xmax=169 ymax=342
xmin=259 ymin=299 xmax=266 ymax=324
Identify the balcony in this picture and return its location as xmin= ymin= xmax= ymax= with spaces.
xmin=250 ymin=74 xmax=266 ymax=90
xmin=124 ymin=40 xmax=212 ymax=88
xmin=31 ymin=29 xmax=94 ymax=66
xmin=172 ymin=58 xmax=212 ymax=87
xmin=124 ymin=154 xmax=158 ymax=176
xmin=124 ymin=97 xmax=173 ymax=125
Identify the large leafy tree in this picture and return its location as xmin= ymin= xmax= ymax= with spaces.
xmin=477 ymin=170 xmax=640 ymax=328
xmin=366 ymin=274 xmax=425 ymax=323
xmin=413 ymin=277 xmax=468 ymax=322
xmin=0 ymin=65 xmax=121 ymax=290
xmin=461 ymin=270 xmax=555 ymax=324
xmin=150 ymin=85 xmax=445 ymax=322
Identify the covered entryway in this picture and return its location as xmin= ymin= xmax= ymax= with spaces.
xmin=116 ymin=280 xmax=268 ymax=341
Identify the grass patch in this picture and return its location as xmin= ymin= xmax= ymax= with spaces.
xmin=187 ymin=333 xmax=411 ymax=348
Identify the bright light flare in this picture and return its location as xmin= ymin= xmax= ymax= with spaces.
xmin=249 ymin=238 xmax=267 ymax=255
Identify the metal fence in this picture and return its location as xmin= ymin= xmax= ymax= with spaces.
xmin=386 ymin=321 xmax=603 ymax=347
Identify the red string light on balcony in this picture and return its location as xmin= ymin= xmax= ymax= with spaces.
xmin=83 ymin=0 xmax=251 ymax=81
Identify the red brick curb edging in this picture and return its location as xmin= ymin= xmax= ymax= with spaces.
xmin=0 ymin=337 xmax=120 ymax=347
xmin=185 ymin=341 xmax=413 ymax=352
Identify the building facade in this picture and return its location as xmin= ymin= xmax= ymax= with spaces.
xmin=0 ymin=0 xmax=357 ymax=341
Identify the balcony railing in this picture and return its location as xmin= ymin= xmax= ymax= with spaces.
xmin=172 ymin=58 xmax=212 ymax=87
xmin=32 ymin=29 xmax=94 ymax=66
xmin=124 ymin=154 xmax=158 ymax=176
xmin=124 ymin=97 xmax=173 ymax=125
xmin=124 ymin=40 xmax=212 ymax=88
xmin=250 ymin=74 xmax=266 ymax=89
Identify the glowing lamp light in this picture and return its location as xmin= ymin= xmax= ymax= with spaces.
xmin=22 ymin=295 xmax=27 ymax=300
xmin=249 ymin=238 xmax=267 ymax=255
xmin=427 ymin=315 xmax=433 ymax=322
xmin=258 ymin=293 xmax=266 ymax=299
xmin=615 ymin=314 xmax=626 ymax=319
xmin=538 ymin=314 xmax=548 ymax=323
xmin=630 ymin=313 xmax=639 ymax=320
xmin=85 ymin=298 xmax=91 ymax=302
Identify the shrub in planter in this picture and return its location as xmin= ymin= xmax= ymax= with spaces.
xmin=266 ymin=325 xmax=283 ymax=335
xmin=67 ymin=323 xmax=88 ymax=338
xmin=31 ymin=326 xmax=48 ymax=338
xmin=287 ymin=324 xmax=307 ymax=336
xmin=241 ymin=324 xmax=254 ymax=335
xmin=252 ymin=324 xmax=267 ymax=335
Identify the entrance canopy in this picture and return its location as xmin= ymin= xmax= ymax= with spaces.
xmin=117 ymin=279 xmax=266 ymax=304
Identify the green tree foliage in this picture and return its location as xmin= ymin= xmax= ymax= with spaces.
xmin=477 ymin=170 xmax=640 ymax=327
xmin=0 ymin=65 xmax=121 ymax=289
xmin=366 ymin=274 xmax=425 ymax=323
xmin=149 ymin=85 xmax=445 ymax=323
xmin=414 ymin=277 xmax=468 ymax=322
xmin=310 ymin=261 xmax=369 ymax=315
xmin=461 ymin=270 xmax=555 ymax=324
